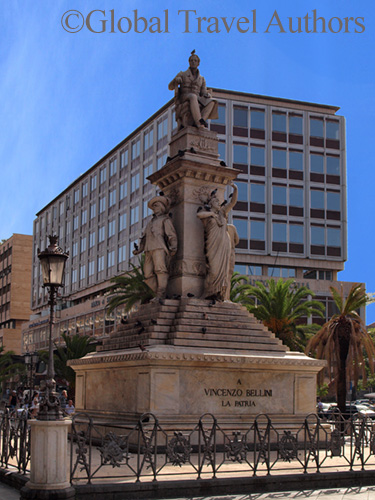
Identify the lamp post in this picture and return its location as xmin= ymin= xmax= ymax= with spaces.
xmin=37 ymin=235 xmax=69 ymax=421
xmin=24 ymin=351 xmax=39 ymax=399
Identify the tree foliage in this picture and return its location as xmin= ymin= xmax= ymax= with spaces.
xmin=106 ymin=255 xmax=155 ymax=315
xmin=234 ymin=278 xmax=325 ymax=351
xmin=53 ymin=333 xmax=96 ymax=394
xmin=306 ymin=284 xmax=375 ymax=414
xmin=0 ymin=348 xmax=26 ymax=384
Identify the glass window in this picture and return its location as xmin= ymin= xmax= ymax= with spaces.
xmin=98 ymin=226 xmax=105 ymax=243
xmin=273 ymin=149 xmax=286 ymax=169
xmin=233 ymin=144 xmax=247 ymax=164
xmin=326 ymin=121 xmax=339 ymax=140
xmin=289 ymin=151 xmax=303 ymax=171
xmin=90 ymin=203 xmax=96 ymax=220
xmin=91 ymin=175 xmax=97 ymax=191
xmin=131 ymin=173 xmax=140 ymax=192
xmin=218 ymin=143 xmax=226 ymax=161
xmin=89 ymin=232 xmax=95 ymax=248
xmin=311 ymin=154 xmax=324 ymax=173
xmin=289 ymin=115 xmax=303 ymax=134
xmin=233 ymin=107 xmax=247 ymax=127
xmin=107 ymin=250 xmax=115 ymax=268
xmin=237 ymin=182 xmax=248 ymax=202
xmin=120 ymin=149 xmax=128 ymax=169
xmin=82 ymin=182 xmax=88 ymax=198
xmin=130 ymin=206 xmax=139 ymax=225
xmin=81 ymin=209 xmax=87 ymax=225
xmin=132 ymin=139 xmax=140 ymax=159
xmin=157 ymin=153 xmax=167 ymax=170
xmin=234 ymin=264 xmax=247 ymax=275
xmin=310 ymin=118 xmax=323 ymax=137
xmin=250 ymin=109 xmax=264 ymax=130
xmin=251 ymin=220 xmax=265 ymax=240
xmin=233 ymin=218 xmax=248 ymax=239
xmin=144 ymin=129 xmax=154 ymax=150
xmin=99 ymin=196 xmax=106 ymax=214
xmin=59 ymin=201 xmax=64 ymax=216
xmin=327 ymin=227 xmax=341 ymax=247
xmin=80 ymin=265 xmax=86 ymax=280
xmin=250 ymin=146 xmax=265 ymax=166
xmin=248 ymin=265 xmax=262 ymax=276
xmin=74 ymin=189 xmax=79 ymax=204
xmin=272 ymin=112 xmax=286 ymax=132
xmin=273 ymin=186 xmax=286 ymax=205
xmin=119 ymin=213 xmax=127 ymax=231
xmin=157 ymin=118 xmax=168 ymax=140
xmin=80 ymin=237 xmax=86 ymax=253
xmin=143 ymin=200 xmax=152 ymax=218
xmin=268 ymin=267 xmax=280 ymax=277
xmin=71 ymin=269 xmax=77 ymax=284
xmin=273 ymin=222 xmax=287 ymax=242
xmin=212 ymin=104 xmax=226 ymax=125
xmin=108 ymin=220 xmax=116 ymax=238
xmin=73 ymin=216 xmax=79 ymax=231
xmin=109 ymin=189 xmax=116 ymax=207
xmin=311 ymin=226 xmax=325 ymax=245
xmin=290 ymin=224 xmax=304 ymax=244
xmin=289 ymin=187 xmax=303 ymax=207
xmin=120 ymin=181 xmax=127 ymax=200
xmin=327 ymin=156 xmax=340 ymax=175
xmin=109 ymin=158 xmax=117 ymax=176
xmin=118 ymin=244 xmax=127 ymax=263
xmin=100 ymin=167 xmax=107 ymax=184
xmin=97 ymin=255 xmax=105 ymax=272
xmin=250 ymin=184 xmax=265 ymax=203
xmin=88 ymin=261 xmax=95 ymax=276
xmin=327 ymin=192 xmax=340 ymax=211
xmin=311 ymin=190 xmax=325 ymax=210
xmin=143 ymin=163 xmax=153 ymax=183
xmin=72 ymin=242 xmax=78 ymax=257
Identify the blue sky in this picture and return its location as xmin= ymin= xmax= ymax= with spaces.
xmin=1 ymin=1 xmax=374 ymax=321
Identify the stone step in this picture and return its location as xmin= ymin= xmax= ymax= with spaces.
xmin=178 ymin=304 xmax=251 ymax=316
xmin=169 ymin=338 xmax=287 ymax=352
xmin=169 ymin=331 xmax=281 ymax=345
xmin=169 ymin=324 xmax=276 ymax=337
xmin=173 ymin=317 xmax=269 ymax=332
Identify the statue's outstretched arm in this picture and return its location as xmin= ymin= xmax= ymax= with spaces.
xmin=224 ymin=182 xmax=238 ymax=214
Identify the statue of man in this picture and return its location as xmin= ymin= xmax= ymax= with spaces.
xmin=169 ymin=50 xmax=218 ymax=130
xmin=133 ymin=196 xmax=177 ymax=300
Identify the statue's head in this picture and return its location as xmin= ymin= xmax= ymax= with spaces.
xmin=148 ymin=195 xmax=170 ymax=215
xmin=189 ymin=50 xmax=200 ymax=66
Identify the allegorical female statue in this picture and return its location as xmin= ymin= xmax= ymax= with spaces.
xmin=197 ymin=182 xmax=238 ymax=301
xmin=169 ymin=50 xmax=218 ymax=130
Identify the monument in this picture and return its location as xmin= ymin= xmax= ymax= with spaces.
xmin=70 ymin=53 xmax=325 ymax=427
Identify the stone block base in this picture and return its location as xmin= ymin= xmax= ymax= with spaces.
xmin=20 ymin=485 xmax=75 ymax=500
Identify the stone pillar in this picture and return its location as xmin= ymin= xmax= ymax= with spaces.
xmin=148 ymin=127 xmax=239 ymax=298
xmin=20 ymin=420 xmax=75 ymax=500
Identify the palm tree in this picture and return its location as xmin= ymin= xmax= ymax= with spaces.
xmin=236 ymin=278 xmax=325 ymax=351
xmin=306 ymin=284 xmax=375 ymax=414
xmin=106 ymin=255 xmax=155 ymax=315
xmin=0 ymin=348 xmax=26 ymax=385
xmin=53 ymin=333 xmax=96 ymax=396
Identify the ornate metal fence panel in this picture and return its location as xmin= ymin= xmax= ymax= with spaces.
xmin=0 ymin=409 xmax=30 ymax=474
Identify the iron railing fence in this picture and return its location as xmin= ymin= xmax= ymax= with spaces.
xmin=69 ymin=410 xmax=375 ymax=485
xmin=0 ymin=409 xmax=30 ymax=474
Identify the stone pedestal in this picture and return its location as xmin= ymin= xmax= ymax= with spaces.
xmin=148 ymin=127 xmax=239 ymax=298
xmin=21 ymin=420 xmax=75 ymax=500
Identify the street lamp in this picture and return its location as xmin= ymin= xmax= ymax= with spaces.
xmin=37 ymin=235 xmax=69 ymax=421
xmin=24 ymin=351 xmax=39 ymax=398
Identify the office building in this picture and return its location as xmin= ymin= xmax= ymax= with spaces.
xmin=21 ymin=88 xmax=356 ymax=352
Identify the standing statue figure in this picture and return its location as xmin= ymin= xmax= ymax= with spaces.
xmin=197 ymin=182 xmax=238 ymax=301
xmin=169 ymin=50 xmax=218 ymax=130
xmin=133 ymin=195 xmax=177 ymax=300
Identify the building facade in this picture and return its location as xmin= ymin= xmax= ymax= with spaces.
xmin=0 ymin=234 xmax=33 ymax=354
xmin=21 ymin=89 xmax=355 ymax=353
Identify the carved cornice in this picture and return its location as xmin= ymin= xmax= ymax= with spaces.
xmin=69 ymin=350 xmax=326 ymax=370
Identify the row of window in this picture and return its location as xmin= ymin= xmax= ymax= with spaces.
xmin=233 ymin=219 xmax=341 ymax=247
xmin=231 ymin=144 xmax=340 ymax=175
xmin=234 ymin=264 xmax=333 ymax=281
xmin=237 ymin=183 xmax=340 ymax=211
xmin=70 ymin=245 xmax=127 ymax=283
xmin=213 ymin=105 xmax=340 ymax=140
